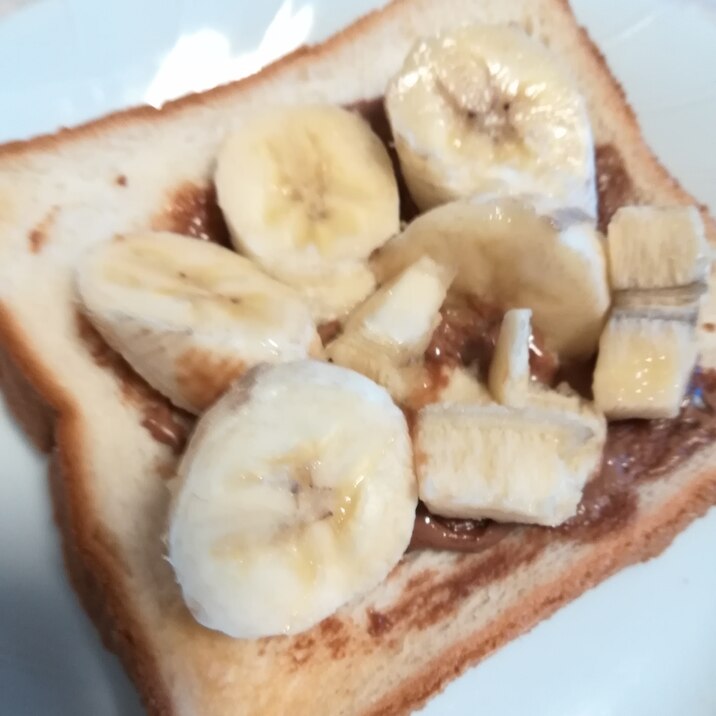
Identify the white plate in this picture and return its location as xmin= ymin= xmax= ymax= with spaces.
xmin=1 ymin=1 xmax=715 ymax=714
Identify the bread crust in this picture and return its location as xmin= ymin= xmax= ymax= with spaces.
xmin=0 ymin=305 xmax=173 ymax=714
xmin=1 ymin=1 xmax=715 ymax=714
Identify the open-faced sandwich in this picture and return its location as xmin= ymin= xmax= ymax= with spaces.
xmin=0 ymin=1 xmax=714 ymax=714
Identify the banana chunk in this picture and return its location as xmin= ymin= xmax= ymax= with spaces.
xmin=327 ymin=255 xmax=452 ymax=361
xmin=593 ymin=315 xmax=697 ymax=420
xmin=385 ymin=24 xmax=596 ymax=215
xmin=372 ymin=197 xmax=610 ymax=358
xmin=76 ymin=232 xmax=320 ymax=413
xmin=168 ymin=361 xmax=417 ymax=638
xmin=415 ymin=402 xmax=606 ymax=526
xmin=593 ymin=206 xmax=710 ymax=419
xmin=488 ymin=308 xmax=532 ymax=407
xmin=607 ymin=206 xmax=710 ymax=290
xmin=215 ymin=105 xmax=400 ymax=321
xmin=326 ymin=256 xmax=448 ymax=403
xmin=327 ymin=257 xmax=490 ymax=406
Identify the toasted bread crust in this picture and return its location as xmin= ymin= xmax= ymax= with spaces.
xmin=0 ymin=305 xmax=172 ymax=715
xmin=1 ymin=1 xmax=716 ymax=715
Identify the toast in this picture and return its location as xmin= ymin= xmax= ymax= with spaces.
xmin=1 ymin=0 xmax=716 ymax=714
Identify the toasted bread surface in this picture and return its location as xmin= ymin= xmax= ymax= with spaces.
xmin=1 ymin=1 xmax=716 ymax=715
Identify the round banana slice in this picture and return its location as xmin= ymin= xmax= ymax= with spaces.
xmin=215 ymin=104 xmax=400 ymax=320
xmin=371 ymin=197 xmax=609 ymax=358
xmin=76 ymin=232 xmax=321 ymax=413
xmin=385 ymin=24 xmax=596 ymax=215
xmin=168 ymin=361 xmax=417 ymax=638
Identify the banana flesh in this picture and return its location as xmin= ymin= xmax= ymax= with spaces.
xmin=607 ymin=206 xmax=710 ymax=290
xmin=327 ymin=256 xmax=446 ymax=403
xmin=415 ymin=401 xmax=606 ymax=526
xmin=271 ymin=261 xmax=376 ymax=325
xmin=593 ymin=206 xmax=710 ymax=419
xmin=594 ymin=315 xmax=698 ymax=419
xmin=488 ymin=308 xmax=532 ymax=407
xmin=371 ymin=197 xmax=610 ymax=358
xmin=327 ymin=257 xmax=492 ymax=406
xmin=215 ymin=105 xmax=400 ymax=321
xmin=167 ymin=361 xmax=417 ymax=638
xmin=327 ymin=255 xmax=452 ymax=364
xmin=385 ymin=24 xmax=596 ymax=215
xmin=76 ymin=232 xmax=320 ymax=413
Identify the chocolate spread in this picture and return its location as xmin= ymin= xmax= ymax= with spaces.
xmin=425 ymin=293 xmax=559 ymax=385
xmin=595 ymin=143 xmax=637 ymax=231
xmin=410 ymin=503 xmax=512 ymax=552
xmin=141 ymin=404 xmax=190 ymax=453
xmin=350 ymin=98 xmax=420 ymax=223
xmin=153 ymin=182 xmax=231 ymax=246
xmin=76 ymin=313 xmax=192 ymax=453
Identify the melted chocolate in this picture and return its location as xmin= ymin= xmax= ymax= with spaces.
xmin=410 ymin=504 xmax=511 ymax=553
xmin=76 ymin=314 xmax=193 ymax=453
xmin=141 ymin=405 xmax=189 ymax=453
xmin=425 ymin=293 xmax=559 ymax=385
xmin=318 ymin=320 xmax=342 ymax=346
xmin=153 ymin=182 xmax=231 ymax=246
xmin=595 ymin=143 xmax=636 ymax=231
xmin=349 ymin=98 xmax=420 ymax=223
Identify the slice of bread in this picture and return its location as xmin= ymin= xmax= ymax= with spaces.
xmin=1 ymin=0 xmax=715 ymax=714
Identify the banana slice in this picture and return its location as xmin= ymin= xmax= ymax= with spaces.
xmin=326 ymin=256 xmax=452 ymax=397
xmin=488 ymin=308 xmax=532 ymax=407
xmin=167 ymin=361 xmax=417 ymax=638
xmin=372 ymin=197 xmax=610 ymax=358
xmin=415 ymin=401 xmax=606 ymax=526
xmin=76 ymin=232 xmax=320 ymax=413
xmin=215 ymin=104 xmax=400 ymax=321
xmin=593 ymin=315 xmax=698 ymax=419
xmin=385 ymin=24 xmax=596 ymax=215
xmin=606 ymin=206 xmax=710 ymax=290
xmin=327 ymin=256 xmax=490 ymax=406
xmin=593 ymin=206 xmax=710 ymax=419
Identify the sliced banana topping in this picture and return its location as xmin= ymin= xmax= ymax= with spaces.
xmin=372 ymin=197 xmax=610 ymax=358
xmin=385 ymin=24 xmax=596 ymax=215
xmin=593 ymin=206 xmax=710 ymax=419
xmin=167 ymin=361 xmax=417 ymax=638
xmin=415 ymin=401 xmax=606 ymax=526
xmin=272 ymin=261 xmax=377 ymax=325
xmin=488 ymin=308 xmax=532 ymax=407
xmin=215 ymin=104 xmax=400 ymax=321
xmin=76 ymin=232 xmax=320 ymax=413
xmin=327 ymin=257 xmax=490 ymax=406
xmin=327 ymin=256 xmax=451 ymax=399
xmin=606 ymin=206 xmax=710 ymax=290
xmin=593 ymin=316 xmax=698 ymax=420
xmin=337 ymin=256 xmax=453 ymax=359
